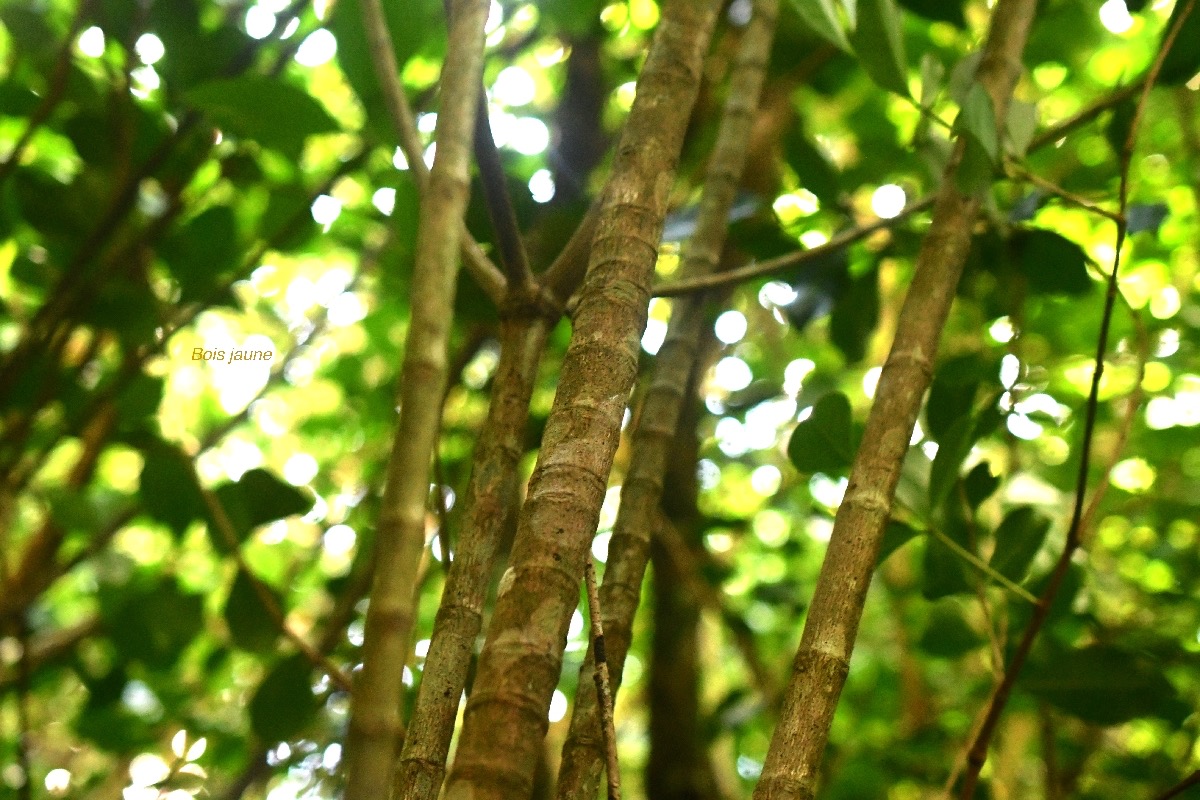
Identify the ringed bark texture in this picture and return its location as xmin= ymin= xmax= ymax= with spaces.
xmin=752 ymin=1 xmax=1038 ymax=798
xmin=393 ymin=318 xmax=550 ymax=800
xmin=555 ymin=0 xmax=780 ymax=797
xmin=440 ymin=2 xmax=721 ymax=798
xmin=342 ymin=2 xmax=491 ymax=799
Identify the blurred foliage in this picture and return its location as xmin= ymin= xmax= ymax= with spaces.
xmin=0 ymin=0 xmax=1198 ymax=798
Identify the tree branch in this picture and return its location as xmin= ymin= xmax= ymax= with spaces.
xmin=556 ymin=0 xmax=780 ymax=795
xmin=357 ymin=0 xmax=507 ymax=304
xmin=753 ymin=1 xmax=1038 ymax=797
xmin=344 ymin=2 xmax=493 ymax=797
xmin=441 ymin=1 xmax=722 ymax=796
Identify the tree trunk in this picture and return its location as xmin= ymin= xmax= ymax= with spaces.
xmin=752 ymin=1 xmax=1038 ymax=797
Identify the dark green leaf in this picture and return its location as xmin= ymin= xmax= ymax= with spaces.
xmin=224 ymin=570 xmax=283 ymax=653
xmin=850 ymin=0 xmax=911 ymax=96
xmin=1013 ymin=228 xmax=1092 ymax=295
xmin=923 ymin=514 xmax=974 ymax=599
xmin=1157 ymin=0 xmax=1200 ymax=86
xmin=988 ymin=506 xmax=1050 ymax=583
xmin=929 ymin=415 xmax=974 ymax=510
xmin=1022 ymin=645 xmax=1183 ymax=725
xmin=161 ymin=206 xmax=240 ymax=302
xmin=103 ymin=579 xmax=205 ymax=669
xmin=829 ymin=265 xmax=879 ymax=364
xmin=917 ymin=601 xmax=984 ymax=658
xmin=185 ymin=77 xmax=339 ymax=159
xmin=788 ymin=392 xmax=855 ymax=474
xmin=139 ymin=444 xmax=205 ymax=538
xmin=897 ymin=0 xmax=965 ymax=26
xmin=963 ymin=462 xmax=999 ymax=509
xmin=782 ymin=130 xmax=842 ymax=207
xmin=208 ymin=469 xmax=312 ymax=550
xmin=876 ymin=519 xmax=920 ymax=566
xmin=249 ymin=655 xmax=319 ymax=743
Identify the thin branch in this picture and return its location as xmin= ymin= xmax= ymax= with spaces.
xmin=357 ymin=0 xmax=507 ymax=304
xmin=653 ymin=197 xmax=935 ymax=297
xmin=753 ymin=1 xmax=1038 ymax=797
xmin=442 ymin=0 xmax=722 ymax=796
xmin=653 ymin=76 xmax=1153 ymax=300
xmin=956 ymin=3 xmax=1197 ymax=795
xmin=583 ymin=560 xmax=622 ymax=800
xmin=473 ymin=87 xmax=536 ymax=291
xmin=1004 ymin=160 xmax=1123 ymax=224
xmin=556 ymin=1 xmax=778 ymax=796
xmin=1153 ymin=769 xmax=1200 ymax=800
xmin=344 ymin=1 xmax=493 ymax=797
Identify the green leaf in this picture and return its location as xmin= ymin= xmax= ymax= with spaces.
xmin=917 ymin=601 xmax=984 ymax=658
xmin=929 ymin=414 xmax=974 ymax=510
xmin=876 ymin=519 xmax=920 ymax=566
xmin=790 ymin=0 xmax=852 ymax=51
xmin=1157 ymin=0 xmax=1200 ymax=86
xmin=185 ymin=77 xmax=340 ymax=159
xmin=788 ymin=392 xmax=855 ymax=474
xmin=954 ymin=132 xmax=995 ymax=197
xmin=224 ymin=570 xmax=283 ymax=653
xmin=1013 ymin=228 xmax=1092 ymax=295
xmin=249 ymin=654 xmax=319 ymax=743
xmin=114 ymin=375 xmax=165 ymax=432
xmin=103 ymin=579 xmax=205 ymax=669
xmin=783 ymin=129 xmax=842 ymax=207
xmin=829 ymin=265 xmax=879 ymax=364
xmin=963 ymin=462 xmax=999 ymax=509
xmin=988 ymin=506 xmax=1050 ymax=583
xmin=850 ymin=0 xmax=910 ymax=97
xmin=1005 ymin=99 xmax=1038 ymax=158
xmin=329 ymin=0 xmax=445 ymax=137
xmin=897 ymin=0 xmax=965 ymax=27
xmin=139 ymin=444 xmax=206 ymax=538
xmin=922 ymin=516 xmax=974 ymax=599
xmin=960 ymin=84 xmax=999 ymax=163
xmin=208 ymin=468 xmax=312 ymax=550
xmin=1022 ymin=645 xmax=1183 ymax=725
xmin=161 ymin=206 xmax=240 ymax=302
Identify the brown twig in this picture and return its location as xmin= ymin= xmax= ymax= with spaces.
xmin=956 ymin=3 xmax=1197 ymax=795
xmin=583 ymin=559 xmax=622 ymax=800
xmin=653 ymin=197 xmax=935 ymax=296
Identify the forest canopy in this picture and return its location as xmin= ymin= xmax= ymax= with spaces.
xmin=1 ymin=0 xmax=1199 ymax=799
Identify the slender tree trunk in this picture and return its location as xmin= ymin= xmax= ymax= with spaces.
xmin=555 ymin=2 xmax=779 ymax=796
xmin=393 ymin=317 xmax=551 ymax=800
xmin=752 ymin=1 xmax=1038 ymax=797
xmin=343 ymin=2 xmax=491 ymax=797
xmin=440 ymin=2 xmax=721 ymax=797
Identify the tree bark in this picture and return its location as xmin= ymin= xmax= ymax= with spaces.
xmin=440 ymin=2 xmax=721 ymax=797
xmin=752 ymin=1 xmax=1038 ymax=798
xmin=393 ymin=317 xmax=550 ymax=800
xmin=343 ymin=2 xmax=491 ymax=798
xmin=555 ymin=1 xmax=779 ymax=796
